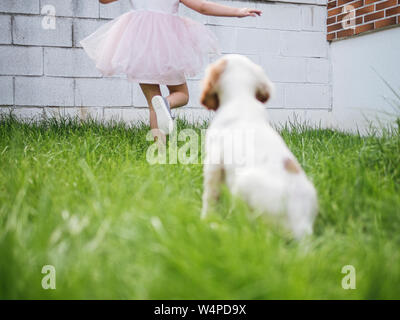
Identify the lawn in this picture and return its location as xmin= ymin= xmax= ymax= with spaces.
xmin=0 ymin=114 xmax=399 ymax=299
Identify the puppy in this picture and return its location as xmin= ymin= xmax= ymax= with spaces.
xmin=200 ymin=54 xmax=317 ymax=239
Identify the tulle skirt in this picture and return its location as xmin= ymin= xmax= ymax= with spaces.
xmin=80 ymin=10 xmax=220 ymax=85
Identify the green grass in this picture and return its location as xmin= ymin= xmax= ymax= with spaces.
xmin=0 ymin=114 xmax=399 ymax=299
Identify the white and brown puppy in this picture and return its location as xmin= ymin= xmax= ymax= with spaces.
xmin=200 ymin=54 xmax=317 ymax=239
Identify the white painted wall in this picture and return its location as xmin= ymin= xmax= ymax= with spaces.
xmin=328 ymin=27 xmax=400 ymax=133
xmin=274 ymin=26 xmax=400 ymax=134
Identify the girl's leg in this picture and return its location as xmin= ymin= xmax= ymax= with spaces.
xmin=139 ymin=83 xmax=161 ymax=130
xmin=139 ymin=83 xmax=166 ymax=143
xmin=139 ymin=82 xmax=189 ymax=138
xmin=166 ymin=82 xmax=189 ymax=109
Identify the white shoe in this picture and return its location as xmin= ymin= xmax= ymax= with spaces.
xmin=151 ymin=95 xmax=174 ymax=135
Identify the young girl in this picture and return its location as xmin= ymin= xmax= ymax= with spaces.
xmin=81 ymin=0 xmax=261 ymax=136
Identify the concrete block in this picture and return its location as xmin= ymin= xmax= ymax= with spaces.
xmin=235 ymin=27 xmax=262 ymax=55
xmin=301 ymin=5 xmax=326 ymax=31
xmin=75 ymin=78 xmax=132 ymax=107
xmin=12 ymin=107 xmax=44 ymax=121
xmin=256 ymin=29 xmax=281 ymax=56
xmin=208 ymin=25 xmax=237 ymax=53
xmin=73 ymin=0 xmax=99 ymax=18
xmin=121 ymin=107 xmax=149 ymax=124
xmin=0 ymin=15 xmax=12 ymax=44
xmin=44 ymin=106 xmax=79 ymax=119
xmin=73 ymin=18 xmax=105 ymax=47
xmin=0 ymin=76 xmax=14 ymax=105
xmin=267 ymin=82 xmax=285 ymax=108
xmin=132 ymin=84 xmax=148 ymax=107
xmin=44 ymin=47 xmax=101 ymax=77
xmin=285 ymin=84 xmax=331 ymax=109
xmin=77 ymin=107 xmax=103 ymax=120
xmin=256 ymin=3 xmax=301 ymax=30
xmin=0 ymin=107 xmax=14 ymax=116
xmin=261 ymin=56 xmax=307 ymax=83
xmin=41 ymin=0 xmax=74 ymax=17
xmin=281 ymin=31 xmax=328 ymax=57
xmin=0 ymin=46 xmax=43 ymax=76
xmin=210 ymin=27 xmax=280 ymax=56
xmin=187 ymin=80 xmax=202 ymax=108
xmin=174 ymin=108 xmax=214 ymax=124
xmin=0 ymin=0 xmax=39 ymax=14
xmin=103 ymin=107 xmax=122 ymax=122
xmin=15 ymin=77 xmax=74 ymax=106
xmin=13 ymin=15 xmax=72 ymax=47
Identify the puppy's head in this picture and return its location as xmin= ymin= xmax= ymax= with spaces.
xmin=200 ymin=54 xmax=274 ymax=110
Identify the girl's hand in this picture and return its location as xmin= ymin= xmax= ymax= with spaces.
xmin=237 ymin=8 xmax=262 ymax=18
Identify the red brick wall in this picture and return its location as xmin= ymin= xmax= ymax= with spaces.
xmin=327 ymin=0 xmax=400 ymax=40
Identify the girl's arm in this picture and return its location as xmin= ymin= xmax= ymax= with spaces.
xmin=180 ymin=0 xmax=261 ymax=18
xmin=99 ymin=0 xmax=118 ymax=4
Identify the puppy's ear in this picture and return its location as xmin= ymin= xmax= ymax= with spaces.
xmin=200 ymin=59 xmax=227 ymax=110
xmin=255 ymin=67 xmax=274 ymax=104
xmin=256 ymin=82 xmax=271 ymax=104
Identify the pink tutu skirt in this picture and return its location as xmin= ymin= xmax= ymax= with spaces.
xmin=80 ymin=10 xmax=220 ymax=85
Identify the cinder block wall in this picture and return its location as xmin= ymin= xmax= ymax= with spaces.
xmin=0 ymin=0 xmax=330 ymax=125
